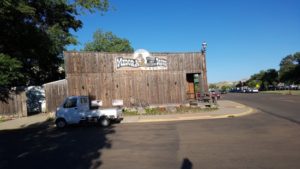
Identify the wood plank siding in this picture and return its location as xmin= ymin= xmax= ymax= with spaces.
xmin=64 ymin=52 xmax=208 ymax=107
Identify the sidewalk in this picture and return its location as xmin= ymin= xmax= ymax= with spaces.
xmin=0 ymin=100 xmax=254 ymax=130
xmin=122 ymin=100 xmax=254 ymax=123
xmin=0 ymin=113 xmax=53 ymax=130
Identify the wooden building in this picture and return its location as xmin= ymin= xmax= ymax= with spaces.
xmin=64 ymin=50 xmax=208 ymax=107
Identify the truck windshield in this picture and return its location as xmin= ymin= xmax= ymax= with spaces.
xmin=63 ymin=98 xmax=77 ymax=108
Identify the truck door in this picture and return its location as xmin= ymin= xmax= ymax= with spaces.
xmin=62 ymin=97 xmax=81 ymax=123
xmin=78 ymin=96 xmax=89 ymax=112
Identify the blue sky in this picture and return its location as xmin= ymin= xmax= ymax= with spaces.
xmin=67 ymin=0 xmax=300 ymax=83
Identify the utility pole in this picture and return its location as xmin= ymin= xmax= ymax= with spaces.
xmin=198 ymin=41 xmax=208 ymax=100
xmin=201 ymin=41 xmax=208 ymax=93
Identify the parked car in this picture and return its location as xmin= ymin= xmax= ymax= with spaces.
xmin=251 ymin=88 xmax=259 ymax=93
xmin=220 ymin=90 xmax=227 ymax=94
xmin=55 ymin=96 xmax=123 ymax=128
xmin=246 ymin=88 xmax=259 ymax=93
xmin=289 ymin=85 xmax=298 ymax=90
xmin=210 ymin=90 xmax=221 ymax=99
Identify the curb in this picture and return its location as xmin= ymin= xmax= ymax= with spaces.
xmin=216 ymin=107 xmax=255 ymax=119
xmin=121 ymin=103 xmax=255 ymax=124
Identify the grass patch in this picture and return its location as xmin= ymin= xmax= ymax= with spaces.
xmin=123 ymin=106 xmax=218 ymax=116
xmin=177 ymin=106 xmax=218 ymax=113
xmin=145 ymin=108 xmax=166 ymax=115
xmin=0 ymin=116 xmax=12 ymax=123
xmin=0 ymin=117 xmax=6 ymax=123
xmin=261 ymin=90 xmax=300 ymax=95
xmin=123 ymin=109 xmax=138 ymax=116
xmin=46 ymin=116 xmax=55 ymax=122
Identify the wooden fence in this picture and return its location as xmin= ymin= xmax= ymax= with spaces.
xmin=44 ymin=79 xmax=68 ymax=113
xmin=0 ymin=92 xmax=27 ymax=117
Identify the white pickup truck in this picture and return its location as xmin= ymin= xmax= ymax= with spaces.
xmin=55 ymin=96 xmax=123 ymax=128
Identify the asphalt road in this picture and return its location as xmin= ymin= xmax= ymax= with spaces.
xmin=224 ymin=93 xmax=300 ymax=124
xmin=1 ymin=94 xmax=300 ymax=169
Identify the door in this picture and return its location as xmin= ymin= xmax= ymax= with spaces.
xmin=186 ymin=74 xmax=195 ymax=99
xmin=62 ymin=97 xmax=81 ymax=123
xmin=77 ymin=96 xmax=89 ymax=112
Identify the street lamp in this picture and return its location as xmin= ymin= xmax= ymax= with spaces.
xmin=202 ymin=41 xmax=207 ymax=53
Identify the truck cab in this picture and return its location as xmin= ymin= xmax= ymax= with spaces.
xmin=55 ymin=96 xmax=123 ymax=128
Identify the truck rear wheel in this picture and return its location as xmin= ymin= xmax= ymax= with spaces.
xmin=99 ymin=117 xmax=110 ymax=127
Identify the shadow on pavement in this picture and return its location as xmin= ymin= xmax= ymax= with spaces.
xmin=180 ymin=158 xmax=193 ymax=169
xmin=0 ymin=121 xmax=115 ymax=169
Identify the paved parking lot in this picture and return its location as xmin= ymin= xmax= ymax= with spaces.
xmin=1 ymin=94 xmax=300 ymax=169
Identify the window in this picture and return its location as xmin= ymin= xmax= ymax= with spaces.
xmin=80 ymin=97 xmax=88 ymax=104
xmin=63 ymin=98 xmax=77 ymax=108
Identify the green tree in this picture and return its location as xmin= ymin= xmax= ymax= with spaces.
xmin=246 ymin=71 xmax=264 ymax=88
xmin=84 ymin=30 xmax=134 ymax=52
xmin=246 ymin=69 xmax=278 ymax=90
xmin=0 ymin=0 xmax=109 ymax=85
xmin=0 ymin=0 xmax=109 ymax=100
xmin=263 ymin=69 xmax=278 ymax=89
xmin=279 ymin=52 xmax=300 ymax=84
xmin=247 ymin=80 xmax=258 ymax=88
xmin=0 ymin=54 xmax=23 ymax=101
xmin=294 ymin=52 xmax=300 ymax=83
xmin=221 ymin=85 xmax=231 ymax=91
xmin=209 ymin=84 xmax=217 ymax=89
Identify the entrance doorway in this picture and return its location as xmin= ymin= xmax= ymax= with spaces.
xmin=186 ymin=73 xmax=200 ymax=100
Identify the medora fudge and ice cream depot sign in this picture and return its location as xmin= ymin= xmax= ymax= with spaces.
xmin=116 ymin=49 xmax=168 ymax=70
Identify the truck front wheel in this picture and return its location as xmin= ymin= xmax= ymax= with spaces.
xmin=99 ymin=117 xmax=110 ymax=127
xmin=56 ymin=118 xmax=67 ymax=129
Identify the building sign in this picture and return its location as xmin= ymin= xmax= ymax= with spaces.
xmin=115 ymin=49 xmax=168 ymax=70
